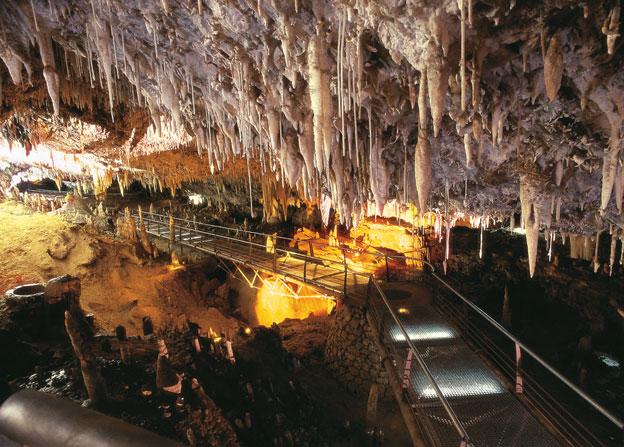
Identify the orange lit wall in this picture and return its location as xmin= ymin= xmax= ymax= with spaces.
xmin=254 ymin=278 xmax=335 ymax=326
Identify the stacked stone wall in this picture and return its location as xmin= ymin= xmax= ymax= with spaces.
xmin=324 ymin=303 xmax=388 ymax=396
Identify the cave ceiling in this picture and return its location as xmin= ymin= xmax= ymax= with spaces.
xmin=0 ymin=0 xmax=623 ymax=233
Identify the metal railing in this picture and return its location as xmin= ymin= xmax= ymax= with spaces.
xmin=135 ymin=210 xmax=425 ymax=293
xmin=131 ymin=209 xmax=471 ymax=445
xmin=367 ymin=276 xmax=473 ymax=447
xmin=426 ymin=269 xmax=624 ymax=447
xmin=130 ymin=209 xmax=624 ymax=446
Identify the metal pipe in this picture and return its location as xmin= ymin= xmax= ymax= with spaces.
xmin=0 ymin=390 xmax=182 ymax=447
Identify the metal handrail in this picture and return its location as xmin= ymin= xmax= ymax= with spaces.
xmin=140 ymin=210 xmax=427 ymax=269
xmin=425 ymin=268 xmax=624 ymax=432
xmin=140 ymin=214 xmax=352 ymax=270
xmin=132 ymin=209 xmax=624 ymax=443
xmin=369 ymin=277 xmax=472 ymax=445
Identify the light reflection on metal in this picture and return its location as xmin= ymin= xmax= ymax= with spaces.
xmin=419 ymin=381 xmax=504 ymax=399
xmin=391 ymin=324 xmax=455 ymax=342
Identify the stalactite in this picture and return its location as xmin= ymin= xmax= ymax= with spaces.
xmin=609 ymin=231 xmax=618 ymax=276
xmin=459 ymin=0 xmax=467 ymax=113
xmin=369 ymin=127 xmax=388 ymax=215
xmin=602 ymin=3 xmax=621 ymax=55
xmin=520 ymin=176 xmax=540 ymax=278
xmin=543 ymin=33 xmax=563 ymax=101
xmin=418 ymin=69 xmax=427 ymax=131
xmin=593 ymin=230 xmax=602 ymax=273
xmin=601 ymin=128 xmax=621 ymax=215
xmin=36 ymin=31 xmax=61 ymax=115
xmin=463 ymin=132 xmax=472 ymax=167
xmin=92 ymin=18 xmax=115 ymax=122
xmin=479 ymin=220 xmax=484 ymax=259
xmin=414 ymin=131 xmax=431 ymax=214
xmin=426 ymin=50 xmax=448 ymax=138
xmin=307 ymin=32 xmax=333 ymax=173
xmin=555 ymin=159 xmax=564 ymax=186
xmin=0 ymin=50 xmax=24 ymax=85
xmin=615 ymin=161 xmax=624 ymax=214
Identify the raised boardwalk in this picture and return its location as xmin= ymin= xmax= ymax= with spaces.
xmin=132 ymin=210 xmax=622 ymax=447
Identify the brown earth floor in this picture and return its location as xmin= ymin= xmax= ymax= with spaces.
xmin=0 ymin=200 xmax=239 ymax=336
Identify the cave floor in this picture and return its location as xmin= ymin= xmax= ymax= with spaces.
xmin=0 ymin=200 xmax=239 ymax=335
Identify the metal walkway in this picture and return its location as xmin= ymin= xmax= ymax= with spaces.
xmin=131 ymin=210 xmax=624 ymax=447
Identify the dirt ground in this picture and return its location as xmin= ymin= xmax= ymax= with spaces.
xmin=0 ymin=200 xmax=239 ymax=336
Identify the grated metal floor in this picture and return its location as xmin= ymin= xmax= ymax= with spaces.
xmin=383 ymin=298 xmax=561 ymax=447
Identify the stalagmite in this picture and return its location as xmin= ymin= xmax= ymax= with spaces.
xmin=414 ymin=132 xmax=432 ymax=214
xmin=543 ymin=33 xmax=563 ymax=101
xmin=307 ymin=33 xmax=333 ymax=172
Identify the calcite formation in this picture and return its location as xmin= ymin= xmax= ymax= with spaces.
xmin=0 ymin=0 xmax=624 ymax=276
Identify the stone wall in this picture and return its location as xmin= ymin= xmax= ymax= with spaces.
xmin=324 ymin=302 xmax=388 ymax=397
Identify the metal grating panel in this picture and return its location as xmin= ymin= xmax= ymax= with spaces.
xmin=407 ymin=345 xmax=505 ymax=400
xmin=388 ymin=322 xmax=457 ymax=342
xmin=422 ymin=394 xmax=561 ymax=447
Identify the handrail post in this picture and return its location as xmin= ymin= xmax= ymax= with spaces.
xmin=385 ymin=255 xmax=390 ymax=281
xmin=515 ymin=343 xmax=524 ymax=394
xmin=180 ymin=225 xmax=184 ymax=256
xmin=273 ymin=237 xmax=277 ymax=272
xmin=366 ymin=275 xmax=373 ymax=308
xmin=342 ymin=249 xmax=348 ymax=296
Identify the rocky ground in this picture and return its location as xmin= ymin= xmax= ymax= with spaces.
xmin=0 ymin=200 xmax=241 ymax=336
xmin=0 ymin=200 xmax=410 ymax=446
